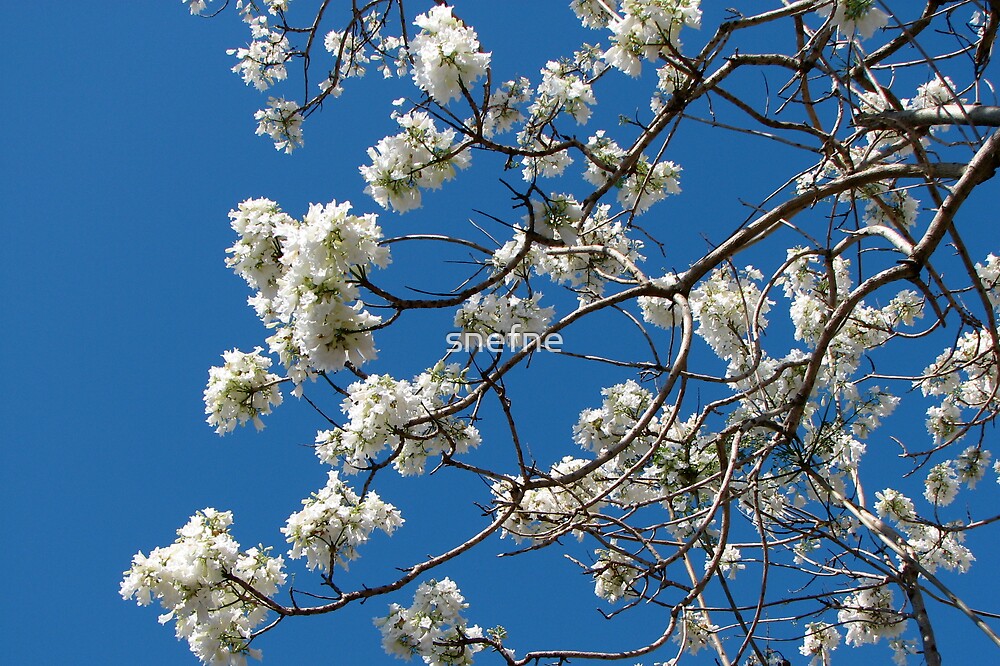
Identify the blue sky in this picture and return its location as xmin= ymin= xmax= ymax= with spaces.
xmin=4 ymin=2 xmax=1000 ymax=665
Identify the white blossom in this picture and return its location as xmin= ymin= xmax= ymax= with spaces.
xmin=228 ymin=15 xmax=290 ymax=91
xmin=924 ymin=461 xmax=960 ymax=506
xmin=527 ymin=202 xmax=644 ymax=302
xmin=816 ymin=1 xmax=889 ymax=40
xmin=375 ymin=578 xmax=484 ymax=666
xmin=324 ymin=29 xmax=369 ymax=80
xmin=520 ymin=135 xmax=574 ymax=181
xmin=184 ymin=0 xmax=209 ymax=15
xmin=120 ymin=509 xmax=286 ymax=666
xmin=919 ymin=329 xmax=997 ymax=443
xmin=638 ymin=273 xmax=681 ymax=329
xmin=593 ymin=543 xmax=639 ymax=602
xmin=454 ymin=292 xmax=554 ymax=350
xmin=361 ymin=110 xmax=471 ymax=213
xmin=838 ymin=585 xmax=905 ymax=646
xmin=204 ymin=348 xmax=283 ymax=434
xmin=864 ymin=189 xmax=919 ymax=229
xmin=226 ymin=198 xmax=295 ymax=308
xmin=269 ymin=200 xmax=388 ymax=374
xmin=956 ymin=446 xmax=992 ymax=488
xmin=582 ymin=131 xmax=626 ymax=187
xmin=529 ymin=59 xmax=597 ymax=125
xmin=800 ymin=621 xmax=840 ymax=665
xmin=410 ymin=6 xmax=490 ymax=104
xmin=874 ymin=488 xmax=915 ymax=522
xmin=909 ymin=75 xmax=960 ymax=109
xmin=690 ymin=265 xmax=770 ymax=363
xmin=976 ymin=253 xmax=1000 ymax=309
xmin=571 ymin=0 xmax=613 ymax=29
xmin=675 ymin=610 xmax=718 ymax=656
xmin=492 ymin=457 xmax=612 ymax=542
xmin=708 ymin=544 xmax=745 ymax=579
xmin=604 ymin=0 xmax=702 ymax=77
xmin=906 ymin=523 xmax=974 ymax=573
xmin=650 ymin=62 xmax=689 ymax=112
xmin=254 ymin=97 xmax=303 ymax=153
xmin=618 ymin=158 xmax=681 ymax=214
xmin=282 ymin=471 xmax=403 ymax=572
xmin=315 ymin=365 xmax=481 ymax=476
xmin=492 ymin=195 xmax=644 ymax=303
xmin=481 ymin=78 xmax=532 ymax=137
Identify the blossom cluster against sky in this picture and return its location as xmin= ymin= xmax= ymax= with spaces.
xmin=5 ymin=2 xmax=1000 ymax=664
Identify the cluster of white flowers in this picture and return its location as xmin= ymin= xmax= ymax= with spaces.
xmin=492 ymin=457 xmax=611 ymax=542
xmin=638 ymin=273 xmax=681 ymax=329
xmin=324 ymin=30 xmax=368 ymax=82
xmin=577 ymin=132 xmax=683 ymax=214
xmin=924 ymin=461 xmax=960 ymax=506
xmin=707 ymin=544 xmax=745 ymax=580
xmin=223 ymin=198 xmax=390 ymax=393
xmin=675 ymin=609 xmax=718 ymax=656
xmin=874 ymin=488 xmax=916 ymax=522
xmin=919 ymin=327 xmax=997 ymax=442
xmin=856 ymin=76 xmax=963 ymax=153
xmin=519 ymin=134 xmax=574 ymax=181
xmin=650 ymin=62 xmax=689 ymax=112
xmin=539 ymin=204 xmax=643 ymax=299
xmin=875 ymin=487 xmax=975 ymax=573
xmin=909 ymin=75 xmax=960 ymax=110
xmin=315 ymin=364 xmax=481 ymax=476
xmin=454 ymin=292 xmax=555 ymax=350
xmin=319 ymin=14 xmax=408 ymax=96
xmin=573 ymin=383 xmax=715 ymax=510
xmin=805 ymin=423 xmax=867 ymax=474
xmin=282 ymin=471 xmax=403 ymax=573
xmin=592 ymin=543 xmax=640 ymax=602
xmin=863 ymin=187 xmax=920 ymax=229
xmin=530 ymin=193 xmax=586 ymax=242
xmin=528 ymin=59 xmax=597 ymax=125
xmin=919 ymin=446 xmax=993 ymax=506
xmin=618 ymin=158 xmax=682 ymax=214
xmin=976 ymin=253 xmax=1000 ymax=309
xmin=228 ymin=15 xmax=289 ymax=91
xmin=572 ymin=382 xmax=723 ymax=522
xmin=270 ymin=201 xmax=388 ymax=376
xmin=956 ymin=445 xmax=992 ymax=487
xmin=604 ymin=0 xmax=702 ymax=77
xmin=582 ymin=130 xmax=626 ymax=187
xmin=480 ymin=78 xmax=532 ymax=137
xmin=254 ymin=97 xmax=304 ymax=153
xmin=226 ymin=198 xmax=293 ymax=305
xmin=816 ymin=0 xmax=889 ymax=40
xmin=361 ymin=110 xmax=471 ymax=213
xmin=120 ymin=509 xmax=286 ymax=666
xmin=410 ymin=6 xmax=490 ymax=104
xmin=837 ymin=585 xmax=905 ymax=647
xmin=781 ymin=250 xmax=851 ymax=345
xmin=690 ymin=265 xmax=771 ymax=364
xmin=799 ymin=621 xmax=840 ymax=665
xmin=571 ymin=0 xmax=613 ymax=29
xmin=781 ymin=250 xmax=922 ymax=392
xmin=492 ymin=198 xmax=644 ymax=301
xmin=204 ymin=348 xmax=283 ymax=434
xmin=574 ymin=380 xmax=661 ymax=461
xmin=908 ymin=523 xmax=974 ymax=574
xmin=375 ymin=578 xmax=484 ymax=666
xmin=184 ymin=0 xmax=210 ymax=15
xmin=652 ymin=412 xmax=715 ymax=486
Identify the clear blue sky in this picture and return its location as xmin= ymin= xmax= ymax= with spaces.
xmin=4 ymin=2 xmax=999 ymax=665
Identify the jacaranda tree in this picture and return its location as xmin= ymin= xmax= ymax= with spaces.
xmin=123 ymin=1 xmax=1000 ymax=664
